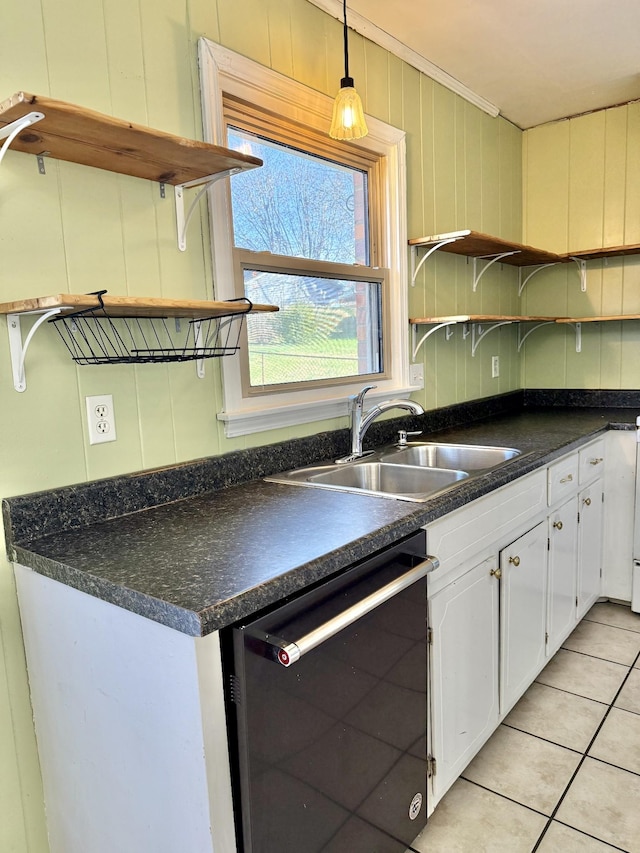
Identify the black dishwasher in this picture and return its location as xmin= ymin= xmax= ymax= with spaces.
xmin=224 ymin=531 xmax=438 ymax=853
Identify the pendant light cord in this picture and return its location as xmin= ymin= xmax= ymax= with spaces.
xmin=342 ymin=0 xmax=352 ymax=86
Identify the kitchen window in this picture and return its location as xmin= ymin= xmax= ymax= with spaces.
xmin=199 ymin=39 xmax=409 ymax=437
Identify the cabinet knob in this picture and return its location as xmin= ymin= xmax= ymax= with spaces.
xmin=508 ymin=555 xmax=520 ymax=567
xmin=559 ymin=473 xmax=573 ymax=483
xmin=490 ymin=567 xmax=502 ymax=579
xmin=553 ymin=520 xmax=563 ymax=530
xmin=590 ymin=457 xmax=603 ymax=466
xmin=583 ymin=497 xmax=592 ymax=506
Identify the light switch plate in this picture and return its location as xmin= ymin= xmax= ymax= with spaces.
xmin=86 ymin=394 xmax=117 ymax=445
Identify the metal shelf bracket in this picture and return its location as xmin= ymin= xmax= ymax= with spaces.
xmin=411 ymin=321 xmax=457 ymax=359
xmin=517 ymin=264 xmax=558 ymax=296
xmin=569 ymin=257 xmax=587 ymax=291
xmin=568 ymin=321 xmax=582 ymax=353
xmin=410 ymin=237 xmax=464 ymax=286
xmin=472 ymin=252 xmax=519 ymax=292
xmin=175 ymin=168 xmax=241 ymax=252
xmin=517 ymin=321 xmax=555 ymax=352
xmin=471 ymin=320 xmax=514 ymax=356
xmin=7 ymin=309 xmax=62 ymax=392
xmin=0 ymin=111 xmax=45 ymax=167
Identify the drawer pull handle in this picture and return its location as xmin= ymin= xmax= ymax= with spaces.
xmin=553 ymin=520 xmax=563 ymax=530
xmin=559 ymin=474 xmax=574 ymax=483
xmin=490 ymin=567 xmax=502 ymax=580
xmin=583 ymin=497 xmax=592 ymax=506
xmin=590 ymin=457 xmax=603 ymax=465
xmin=509 ymin=556 xmax=520 ymax=567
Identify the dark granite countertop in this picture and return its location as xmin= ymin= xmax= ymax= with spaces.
xmin=3 ymin=399 xmax=638 ymax=636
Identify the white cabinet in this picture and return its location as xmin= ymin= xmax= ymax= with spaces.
xmin=547 ymin=496 xmax=579 ymax=655
xmin=499 ymin=522 xmax=548 ymax=713
xmin=577 ymin=479 xmax=604 ymax=617
xmin=426 ymin=436 xmax=608 ymax=811
xmin=428 ymin=556 xmax=500 ymax=808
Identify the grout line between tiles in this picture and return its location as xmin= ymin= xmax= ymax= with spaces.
xmin=531 ymin=651 xmax=640 ymax=852
xmin=559 ymin=644 xmax=640 ymax=668
xmin=457 ymin=776 xmax=549 ymax=819
xmin=550 ymin=819 xmax=630 ymax=852
xmin=500 ymin=720 xmax=585 ymax=754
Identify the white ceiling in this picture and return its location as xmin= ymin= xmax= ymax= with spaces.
xmin=346 ymin=0 xmax=640 ymax=129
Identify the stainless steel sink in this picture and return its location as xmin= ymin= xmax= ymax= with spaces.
xmin=266 ymin=440 xmax=520 ymax=501
xmin=380 ymin=442 xmax=520 ymax=471
xmin=309 ymin=462 xmax=468 ymax=500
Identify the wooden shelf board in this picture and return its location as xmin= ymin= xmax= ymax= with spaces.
xmin=556 ymin=315 xmax=640 ymax=323
xmin=0 ymin=294 xmax=278 ymax=319
xmin=410 ymin=314 xmax=562 ymax=325
xmin=0 ymin=92 xmax=262 ymax=186
xmin=560 ymin=244 xmax=640 ymax=261
xmin=409 ymin=230 xmax=563 ymax=267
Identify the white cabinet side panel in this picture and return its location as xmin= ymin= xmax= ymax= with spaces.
xmin=14 ymin=565 xmax=219 ymax=853
xmin=602 ymin=430 xmax=635 ymax=601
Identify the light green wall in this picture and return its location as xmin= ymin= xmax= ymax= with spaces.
xmin=522 ymin=104 xmax=640 ymax=388
xmin=0 ymin=1 xmax=522 ymax=848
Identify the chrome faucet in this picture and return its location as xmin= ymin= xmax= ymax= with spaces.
xmin=336 ymin=384 xmax=425 ymax=463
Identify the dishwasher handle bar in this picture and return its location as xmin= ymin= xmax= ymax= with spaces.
xmin=249 ymin=554 xmax=439 ymax=667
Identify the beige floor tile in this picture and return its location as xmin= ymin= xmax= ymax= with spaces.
xmin=589 ymin=706 xmax=640 ymax=774
xmin=504 ymin=681 xmax=607 ymax=752
xmin=536 ymin=648 xmax=628 ymax=703
xmin=410 ymin=778 xmax=546 ymax=853
xmin=460 ymin=725 xmax=580 ymax=815
xmin=536 ymin=821 xmax=620 ymax=851
xmin=556 ymin=757 xmax=640 ymax=853
xmin=585 ymin=601 xmax=640 ymax=633
xmin=616 ymin=668 xmax=640 ymax=715
xmin=562 ymin=618 xmax=640 ymax=665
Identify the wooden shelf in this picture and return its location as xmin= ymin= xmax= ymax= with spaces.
xmin=0 ymin=92 xmax=262 ymax=186
xmin=410 ymin=314 xmax=561 ymax=324
xmin=409 ymin=230 xmax=563 ymax=267
xmin=563 ymin=245 xmax=640 ymax=261
xmin=555 ymin=314 xmax=640 ymax=323
xmin=0 ymin=293 xmax=278 ymax=319
xmin=409 ymin=230 xmax=640 ymax=268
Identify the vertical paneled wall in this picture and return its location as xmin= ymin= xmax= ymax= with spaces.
xmin=522 ymin=104 xmax=640 ymax=388
xmin=0 ymin=1 xmax=522 ymax=850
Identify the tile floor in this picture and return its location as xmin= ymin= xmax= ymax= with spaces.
xmin=410 ymin=600 xmax=640 ymax=853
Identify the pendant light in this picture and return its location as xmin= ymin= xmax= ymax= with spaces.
xmin=329 ymin=0 xmax=368 ymax=140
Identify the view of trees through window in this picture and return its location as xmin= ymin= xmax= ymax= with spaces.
xmin=227 ymin=126 xmax=384 ymax=389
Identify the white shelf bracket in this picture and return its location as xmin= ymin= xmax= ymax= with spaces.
xmin=7 ymin=308 xmax=62 ymax=392
xmin=175 ymin=168 xmax=242 ymax=252
xmin=411 ymin=321 xmax=457 ymax=359
xmin=517 ymin=264 xmax=558 ymax=297
xmin=0 ymin=111 xmax=45 ymax=167
xmin=410 ymin=238 xmax=461 ymax=286
xmin=517 ymin=321 xmax=554 ymax=352
xmin=569 ymin=257 xmax=587 ymax=292
xmin=566 ymin=321 xmax=582 ymax=353
xmin=471 ymin=321 xmax=514 ymax=357
xmin=472 ymin=252 xmax=519 ymax=292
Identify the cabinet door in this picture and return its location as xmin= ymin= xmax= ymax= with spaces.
xmin=577 ymin=479 xmax=604 ymax=618
xmin=547 ymin=496 xmax=579 ymax=655
xmin=500 ymin=521 xmax=548 ymax=714
xmin=428 ymin=557 xmax=500 ymax=809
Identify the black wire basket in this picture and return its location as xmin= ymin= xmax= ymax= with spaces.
xmin=48 ymin=292 xmax=253 ymax=365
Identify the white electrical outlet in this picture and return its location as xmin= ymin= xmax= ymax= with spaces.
xmin=491 ymin=355 xmax=500 ymax=378
xmin=86 ymin=394 xmax=117 ymax=445
xmin=409 ymin=363 xmax=424 ymax=388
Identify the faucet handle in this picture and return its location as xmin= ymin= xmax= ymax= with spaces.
xmin=352 ymin=384 xmax=377 ymax=407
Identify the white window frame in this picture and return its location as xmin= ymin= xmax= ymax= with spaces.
xmin=198 ymin=37 xmax=410 ymax=438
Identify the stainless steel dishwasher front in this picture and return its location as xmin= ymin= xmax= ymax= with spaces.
xmin=223 ymin=531 xmax=438 ymax=853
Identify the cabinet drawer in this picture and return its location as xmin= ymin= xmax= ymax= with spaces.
xmin=579 ymin=437 xmax=605 ymax=484
xmin=425 ymin=469 xmax=547 ymax=584
xmin=547 ymin=453 xmax=579 ymax=505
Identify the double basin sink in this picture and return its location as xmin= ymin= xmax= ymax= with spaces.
xmin=266 ymin=442 xmax=520 ymax=502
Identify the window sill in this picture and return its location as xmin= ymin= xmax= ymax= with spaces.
xmin=217 ymin=386 xmax=417 ymax=437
